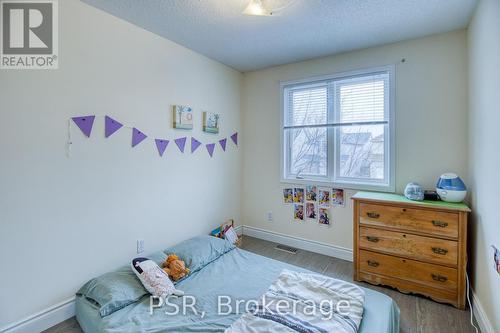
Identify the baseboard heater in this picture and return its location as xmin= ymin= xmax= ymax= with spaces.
xmin=275 ymin=244 xmax=298 ymax=254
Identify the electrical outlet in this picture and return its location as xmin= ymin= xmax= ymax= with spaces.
xmin=267 ymin=211 xmax=273 ymax=222
xmin=137 ymin=239 xmax=145 ymax=254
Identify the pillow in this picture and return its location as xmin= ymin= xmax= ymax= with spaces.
xmin=76 ymin=269 xmax=147 ymax=317
xmin=131 ymin=257 xmax=184 ymax=298
xmin=163 ymin=235 xmax=235 ymax=274
xmin=77 ymin=251 xmax=167 ymax=317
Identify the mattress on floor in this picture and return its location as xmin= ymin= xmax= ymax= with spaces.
xmin=76 ymin=248 xmax=400 ymax=333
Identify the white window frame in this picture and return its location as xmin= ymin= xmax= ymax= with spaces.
xmin=280 ymin=65 xmax=395 ymax=192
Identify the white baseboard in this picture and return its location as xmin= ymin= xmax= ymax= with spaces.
xmin=471 ymin=289 xmax=495 ymax=333
xmin=234 ymin=225 xmax=243 ymax=236
xmin=0 ymin=297 xmax=75 ymax=333
xmin=241 ymin=225 xmax=353 ymax=262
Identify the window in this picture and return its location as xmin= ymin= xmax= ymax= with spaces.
xmin=281 ymin=66 xmax=394 ymax=191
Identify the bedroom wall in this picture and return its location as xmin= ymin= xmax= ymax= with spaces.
xmin=467 ymin=0 xmax=500 ymax=331
xmin=0 ymin=0 xmax=241 ymax=328
xmin=241 ymin=30 xmax=468 ymax=251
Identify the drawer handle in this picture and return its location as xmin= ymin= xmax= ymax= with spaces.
xmin=431 ymin=274 xmax=448 ymax=282
xmin=367 ymin=260 xmax=380 ymax=267
xmin=366 ymin=236 xmax=379 ymax=243
xmin=367 ymin=212 xmax=380 ymax=219
xmin=432 ymin=220 xmax=448 ymax=228
xmin=432 ymin=247 xmax=448 ymax=255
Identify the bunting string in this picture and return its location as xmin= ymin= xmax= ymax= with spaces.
xmin=67 ymin=119 xmax=72 ymax=158
xmin=68 ymin=115 xmax=238 ymax=159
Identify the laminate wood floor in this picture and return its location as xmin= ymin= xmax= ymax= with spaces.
xmin=44 ymin=236 xmax=479 ymax=333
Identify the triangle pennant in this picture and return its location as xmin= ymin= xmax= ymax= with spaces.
xmin=72 ymin=115 xmax=95 ymax=137
xmin=219 ymin=138 xmax=227 ymax=151
xmin=155 ymin=139 xmax=169 ymax=157
xmin=105 ymin=116 xmax=123 ymax=138
xmin=175 ymin=137 xmax=187 ymax=153
xmin=191 ymin=137 xmax=201 ymax=153
xmin=230 ymin=132 xmax=238 ymax=146
xmin=206 ymin=143 xmax=215 ymax=157
xmin=132 ymin=128 xmax=147 ymax=147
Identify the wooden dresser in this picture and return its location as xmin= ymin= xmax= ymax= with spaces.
xmin=352 ymin=192 xmax=470 ymax=309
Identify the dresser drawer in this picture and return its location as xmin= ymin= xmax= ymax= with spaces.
xmin=359 ymin=250 xmax=458 ymax=291
xmin=359 ymin=227 xmax=458 ymax=266
xmin=359 ymin=203 xmax=459 ymax=238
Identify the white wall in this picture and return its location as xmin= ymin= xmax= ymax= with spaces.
xmin=0 ymin=0 xmax=241 ymax=328
xmin=468 ymin=0 xmax=500 ymax=331
xmin=241 ymin=30 xmax=468 ymax=250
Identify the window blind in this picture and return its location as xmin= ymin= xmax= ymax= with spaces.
xmin=284 ymin=72 xmax=389 ymax=130
xmin=287 ymin=85 xmax=328 ymax=127
xmin=336 ymin=73 xmax=388 ymax=123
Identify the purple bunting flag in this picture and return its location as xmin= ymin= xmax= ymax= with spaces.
xmin=175 ymin=137 xmax=187 ymax=153
xmin=132 ymin=128 xmax=147 ymax=147
xmin=230 ymin=132 xmax=238 ymax=146
xmin=72 ymin=115 xmax=95 ymax=137
xmin=219 ymin=138 xmax=227 ymax=151
xmin=191 ymin=137 xmax=201 ymax=153
xmin=155 ymin=139 xmax=169 ymax=157
xmin=206 ymin=143 xmax=215 ymax=157
xmin=105 ymin=116 xmax=123 ymax=138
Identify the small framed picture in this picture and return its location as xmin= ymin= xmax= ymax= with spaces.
xmin=203 ymin=112 xmax=220 ymax=134
xmin=306 ymin=202 xmax=316 ymax=220
xmin=294 ymin=204 xmax=304 ymax=221
xmin=332 ymin=188 xmax=345 ymax=206
xmin=172 ymin=105 xmax=193 ymax=130
xmin=283 ymin=188 xmax=293 ymax=204
xmin=306 ymin=185 xmax=317 ymax=201
xmin=318 ymin=189 xmax=330 ymax=208
xmin=319 ymin=208 xmax=331 ymax=226
xmin=293 ymin=188 xmax=304 ymax=203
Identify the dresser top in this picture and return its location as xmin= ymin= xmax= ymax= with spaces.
xmin=352 ymin=191 xmax=471 ymax=212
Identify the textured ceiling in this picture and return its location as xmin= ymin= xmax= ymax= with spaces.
xmin=81 ymin=0 xmax=478 ymax=72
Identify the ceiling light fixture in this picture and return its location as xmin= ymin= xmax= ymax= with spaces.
xmin=242 ymin=0 xmax=272 ymax=16
xmin=242 ymin=0 xmax=298 ymax=16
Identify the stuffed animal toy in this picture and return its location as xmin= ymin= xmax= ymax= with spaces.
xmin=162 ymin=254 xmax=190 ymax=281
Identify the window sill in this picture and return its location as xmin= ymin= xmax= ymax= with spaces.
xmin=280 ymin=177 xmax=395 ymax=193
